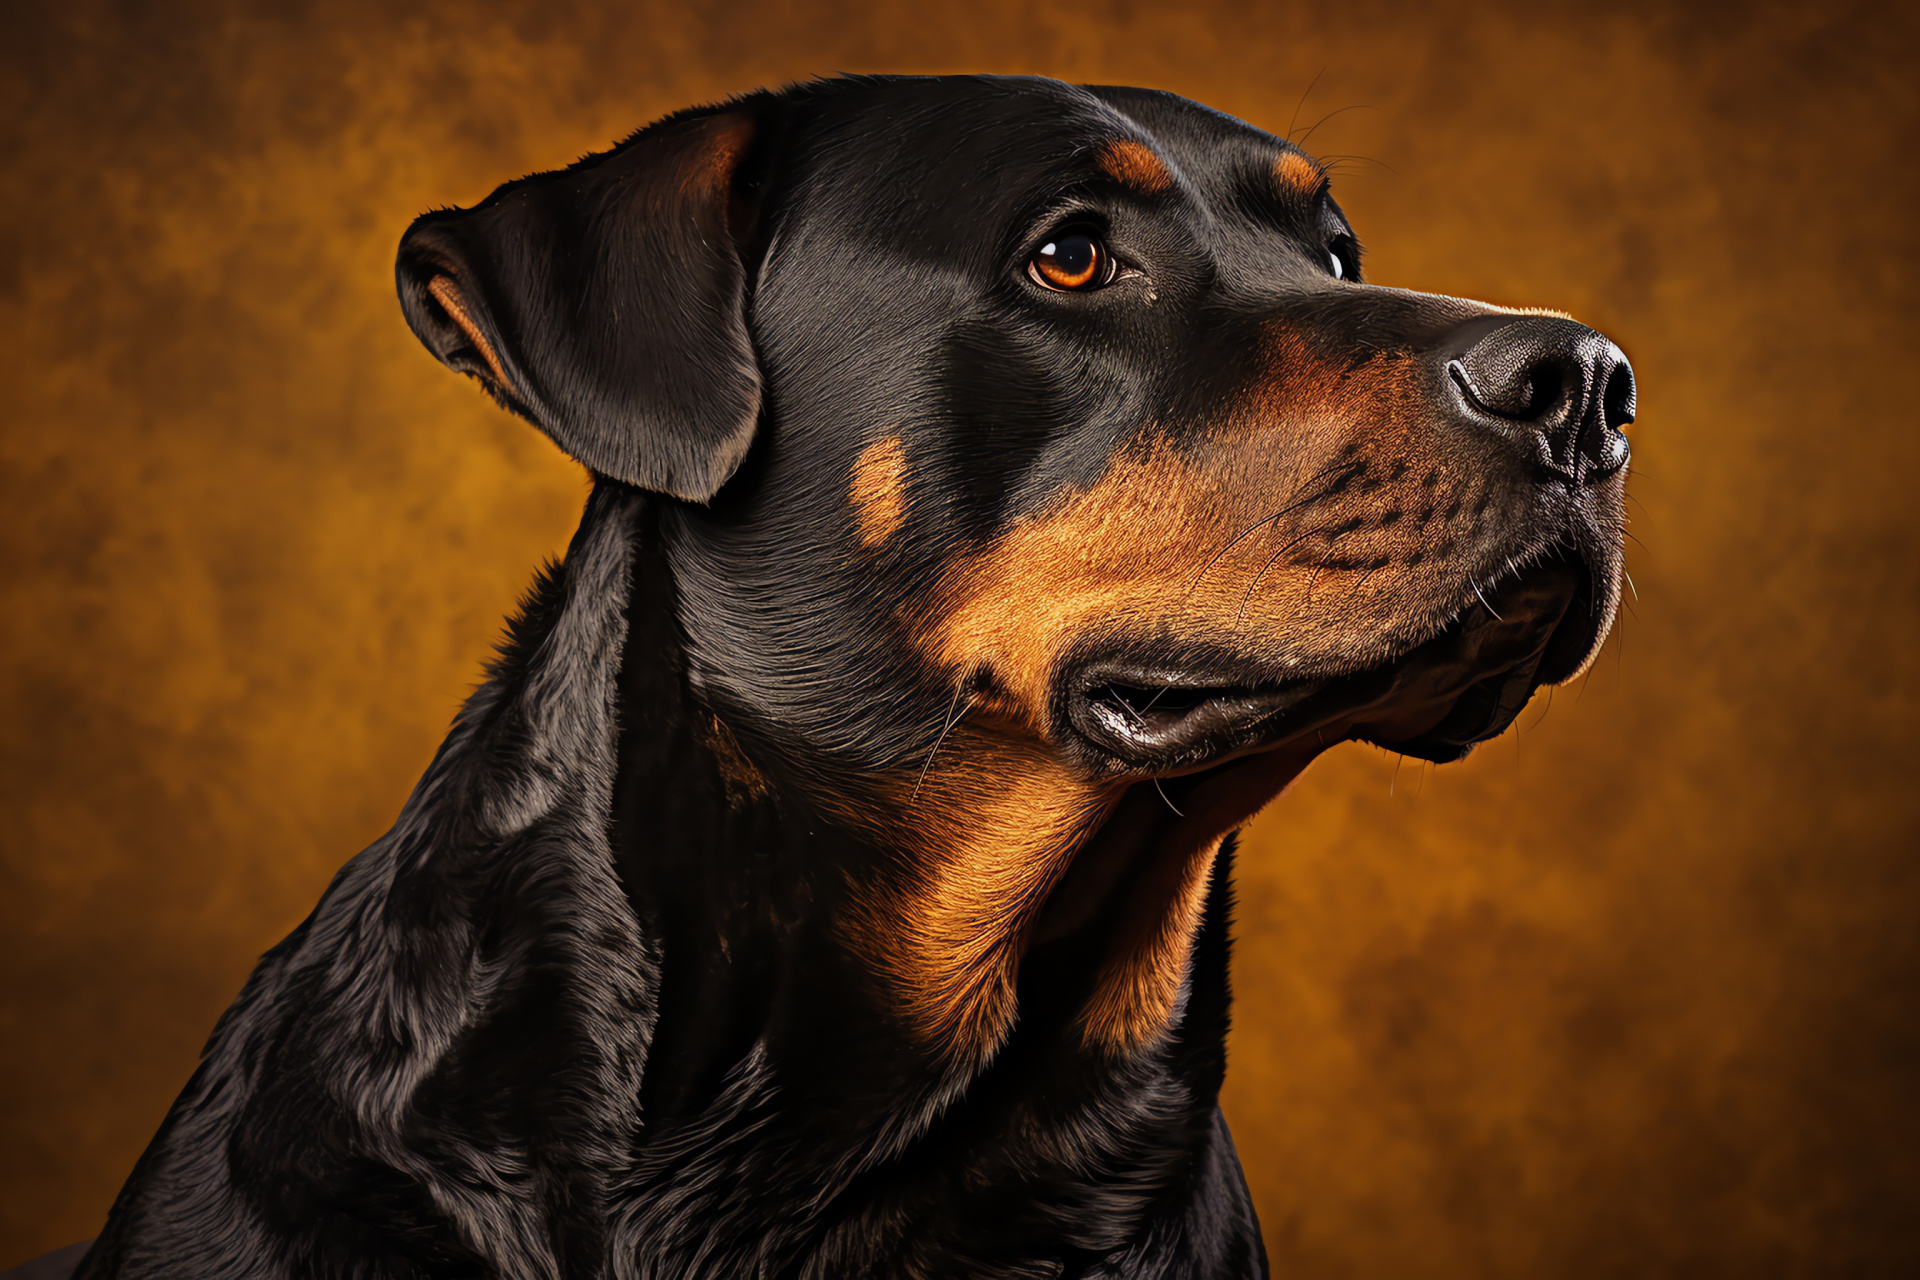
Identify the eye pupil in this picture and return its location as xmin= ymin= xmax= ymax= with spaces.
xmin=1033 ymin=233 xmax=1105 ymax=290
xmin=1049 ymin=236 xmax=1094 ymax=276
xmin=1329 ymin=250 xmax=1345 ymax=279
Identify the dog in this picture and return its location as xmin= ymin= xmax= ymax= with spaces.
xmin=45 ymin=74 xmax=1630 ymax=1279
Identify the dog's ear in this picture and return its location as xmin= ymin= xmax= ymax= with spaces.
xmin=396 ymin=107 xmax=770 ymax=502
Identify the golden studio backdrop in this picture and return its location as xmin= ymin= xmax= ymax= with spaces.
xmin=2 ymin=1 xmax=1915 ymax=1273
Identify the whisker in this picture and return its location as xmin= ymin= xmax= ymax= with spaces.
xmin=1306 ymin=542 xmax=1345 ymax=603
xmin=1576 ymin=624 xmax=1616 ymax=702
xmin=1185 ymin=459 xmax=1361 ymax=597
xmin=1471 ymin=580 xmax=1503 ymax=620
xmin=1153 ymin=778 xmax=1185 ymax=817
xmin=1295 ymin=103 xmax=1377 ymax=149
xmin=911 ymin=678 xmax=979 ymax=801
xmin=1235 ymin=523 xmax=1328 ymax=624
xmin=1312 ymin=153 xmax=1399 ymax=177
xmin=1336 ymin=564 xmax=1378 ymax=610
xmin=1286 ymin=67 xmax=1328 ymax=143
xmin=1528 ymin=684 xmax=1555 ymax=733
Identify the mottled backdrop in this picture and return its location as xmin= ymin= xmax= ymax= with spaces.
xmin=2 ymin=0 xmax=1915 ymax=1273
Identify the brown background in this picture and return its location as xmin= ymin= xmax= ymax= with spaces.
xmin=3 ymin=0 xmax=1916 ymax=1273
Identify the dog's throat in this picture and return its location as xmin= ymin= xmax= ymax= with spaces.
xmin=1031 ymin=744 xmax=1324 ymax=1053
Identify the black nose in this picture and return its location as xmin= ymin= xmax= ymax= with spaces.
xmin=1445 ymin=316 xmax=1634 ymax=483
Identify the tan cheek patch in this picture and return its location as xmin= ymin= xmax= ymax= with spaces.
xmin=918 ymin=327 xmax=1470 ymax=728
xmin=916 ymin=428 xmax=1359 ymax=725
xmin=847 ymin=329 xmax=1484 ymax=1063
xmin=923 ymin=449 xmax=1222 ymax=719
xmin=1098 ymin=139 xmax=1175 ymax=194
xmin=849 ymin=435 xmax=908 ymax=547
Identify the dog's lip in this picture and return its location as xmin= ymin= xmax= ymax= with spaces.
xmin=1064 ymin=663 xmax=1327 ymax=772
xmin=1361 ymin=550 xmax=1598 ymax=763
xmin=1060 ymin=550 xmax=1603 ymax=773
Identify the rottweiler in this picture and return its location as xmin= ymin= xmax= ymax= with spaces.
xmin=59 ymin=74 xmax=1630 ymax=1279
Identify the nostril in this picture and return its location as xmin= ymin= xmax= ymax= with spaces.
xmin=1448 ymin=328 xmax=1585 ymax=426
xmin=1520 ymin=363 xmax=1568 ymax=421
xmin=1443 ymin=315 xmax=1632 ymax=482
xmin=1601 ymin=359 xmax=1636 ymax=432
xmin=1447 ymin=355 xmax=1566 ymax=423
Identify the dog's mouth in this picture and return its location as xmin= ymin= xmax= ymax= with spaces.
xmin=1062 ymin=549 xmax=1608 ymax=773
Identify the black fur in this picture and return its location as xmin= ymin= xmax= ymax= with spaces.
xmin=397 ymin=107 xmax=772 ymax=501
xmin=65 ymin=74 xmax=1630 ymax=1279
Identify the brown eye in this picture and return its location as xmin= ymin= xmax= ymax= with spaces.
xmin=1030 ymin=233 xmax=1109 ymax=291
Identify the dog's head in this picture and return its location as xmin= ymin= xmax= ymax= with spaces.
xmin=398 ymin=75 xmax=1630 ymax=1066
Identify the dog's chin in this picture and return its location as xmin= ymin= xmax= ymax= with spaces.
xmin=1061 ymin=548 xmax=1614 ymax=778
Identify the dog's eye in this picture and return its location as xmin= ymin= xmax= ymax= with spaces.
xmin=1326 ymin=232 xmax=1360 ymax=282
xmin=1030 ymin=233 xmax=1112 ymax=291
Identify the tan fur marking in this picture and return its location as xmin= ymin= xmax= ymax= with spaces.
xmin=1080 ymin=835 xmax=1225 ymax=1051
xmin=849 ymin=436 xmax=908 ymax=547
xmin=1076 ymin=743 xmax=1322 ymax=1052
xmin=845 ymin=320 xmax=1529 ymax=1062
xmin=917 ymin=416 xmax=1441 ymax=725
xmin=1098 ymin=139 xmax=1175 ymax=194
xmin=1273 ymin=150 xmax=1326 ymax=199
xmin=427 ymin=275 xmax=514 ymax=392
xmin=704 ymin=713 xmax=769 ymax=806
xmin=842 ymin=735 xmax=1118 ymax=1063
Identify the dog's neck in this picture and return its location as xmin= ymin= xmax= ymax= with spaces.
xmin=609 ymin=489 xmax=1228 ymax=1105
xmin=87 ymin=484 xmax=1261 ymax=1278
xmin=596 ymin=490 xmax=1250 ymax=1253
xmin=606 ymin=514 xmax=884 ymax=1132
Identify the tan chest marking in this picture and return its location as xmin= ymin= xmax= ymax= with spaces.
xmin=840 ymin=730 xmax=1119 ymax=1064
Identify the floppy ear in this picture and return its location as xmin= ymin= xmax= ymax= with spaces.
xmin=396 ymin=107 xmax=768 ymax=502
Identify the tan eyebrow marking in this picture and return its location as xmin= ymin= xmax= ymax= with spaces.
xmin=1273 ymin=150 xmax=1327 ymax=199
xmin=1098 ymin=139 xmax=1175 ymax=194
xmin=849 ymin=435 xmax=908 ymax=547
